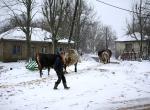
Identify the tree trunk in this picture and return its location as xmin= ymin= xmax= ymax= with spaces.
xmin=26 ymin=36 xmax=31 ymax=61
xmin=26 ymin=0 xmax=32 ymax=61
xmin=68 ymin=0 xmax=79 ymax=47
xmin=148 ymin=39 xmax=150 ymax=58
xmin=139 ymin=32 xmax=143 ymax=59
xmin=52 ymin=33 xmax=58 ymax=54
xmin=105 ymin=27 xmax=108 ymax=50
xmin=76 ymin=0 xmax=82 ymax=52
xmin=139 ymin=0 xmax=143 ymax=59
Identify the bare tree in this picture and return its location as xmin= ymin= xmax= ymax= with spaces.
xmin=42 ymin=0 xmax=66 ymax=53
xmin=127 ymin=0 xmax=150 ymax=59
xmin=1 ymin=0 xmax=36 ymax=61
xmin=144 ymin=0 xmax=150 ymax=58
xmin=73 ymin=0 xmax=82 ymax=51
xmin=95 ymin=25 xmax=116 ymax=52
xmin=79 ymin=9 xmax=96 ymax=52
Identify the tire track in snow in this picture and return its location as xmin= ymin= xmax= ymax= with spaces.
xmin=0 ymin=77 xmax=53 ymax=89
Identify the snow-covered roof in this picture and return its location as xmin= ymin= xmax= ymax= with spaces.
xmin=58 ymin=38 xmax=74 ymax=44
xmin=0 ymin=27 xmax=74 ymax=43
xmin=116 ymin=33 xmax=149 ymax=42
xmin=0 ymin=27 xmax=52 ymax=42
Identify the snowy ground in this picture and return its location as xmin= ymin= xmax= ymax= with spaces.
xmin=0 ymin=54 xmax=150 ymax=110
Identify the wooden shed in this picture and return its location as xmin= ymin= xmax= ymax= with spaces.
xmin=0 ymin=27 xmax=74 ymax=62
xmin=115 ymin=33 xmax=149 ymax=60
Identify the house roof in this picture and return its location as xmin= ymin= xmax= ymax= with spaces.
xmin=116 ymin=32 xmax=149 ymax=42
xmin=0 ymin=27 xmax=74 ymax=43
xmin=58 ymin=38 xmax=74 ymax=44
xmin=0 ymin=27 xmax=52 ymax=42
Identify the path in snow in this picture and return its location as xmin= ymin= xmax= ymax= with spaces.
xmin=0 ymin=54 xmax=150 ymax=110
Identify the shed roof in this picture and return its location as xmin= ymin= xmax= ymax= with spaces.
xmin=0 ymin=27 xmax=74 ymax=43
xmin=116 ymin=32 xmax=149 ymax=42
xmin=0 ymin=27 xmax=52 ymax=42
xmin=58 ymin=38 xmax=74 ymax=44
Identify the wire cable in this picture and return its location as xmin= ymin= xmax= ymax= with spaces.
xmin=96 ymin=0 xmax=150 ymax=17
xmin=96 ymin=0 xmax=134 ymax=13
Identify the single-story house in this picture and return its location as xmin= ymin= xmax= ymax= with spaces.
xmin=0 ymin=27 xmax=74 ymax=62
xmin=115 ymin=33 xmax=150 ymax=60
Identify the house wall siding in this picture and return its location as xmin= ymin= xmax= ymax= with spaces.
xmin=115 ymin=41 xmax=148 ymax=59
xmin=0 ymin=40 xmax=3 ymax=61
xmin=115 ymin=42 xmax=125 ymax=58
xmin=2 ymin=41 xmax=24 ymax=61
xmin=0 ymin=39 xmax=72 ymax=62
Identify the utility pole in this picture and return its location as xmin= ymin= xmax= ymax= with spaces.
xmin=105 ymin=27 xmax=108 ymax=49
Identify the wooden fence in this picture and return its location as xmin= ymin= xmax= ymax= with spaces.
xmin=121 ymin=51 xmax=139 ymax=60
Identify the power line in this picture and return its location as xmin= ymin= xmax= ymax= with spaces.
xmin=96 ymin=0 xmax=150 ymax=16
xmin=96 ymin=0 xmax=134 ymax=13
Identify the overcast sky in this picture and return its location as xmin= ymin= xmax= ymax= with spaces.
xmin=87 ymin=0 xmax=135 ymax=38
xmin=0 ymin=0 xmax=135 ymax=38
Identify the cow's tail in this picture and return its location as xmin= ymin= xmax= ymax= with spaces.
xmin=36 ymin=53 xmax=42 ymax=68
xmin=102 ymin=51 xmax=109 ymax=64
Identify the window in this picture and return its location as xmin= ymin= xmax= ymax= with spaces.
xmin=41 ymin=47 xmax=46 ymax=53
xmin=143 ymin=47 xmax=147 ymax=52
xmin=125 ymin=43 xmax=132 ymax=51
xmin=56 ymin=47 xmax=63 ymax=54
xmin=12 ymin=45 xmax=22 ymax=55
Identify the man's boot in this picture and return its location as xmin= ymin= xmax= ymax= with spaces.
xmin=63 ymin=83 xmax=70 ymax=89
xmin=53 ymin=82 xmax=58 ymax=90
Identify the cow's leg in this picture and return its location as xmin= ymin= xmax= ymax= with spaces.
xmin=103 ymin=56 xmax=106 ymax=64
xmin=99 ymin=56 xmax=102 ymax=62
xmin=107 ymin=56 xmax=109 ymax=63
xmin=105 ymin=58 xmax=106 ymax=64
xmin=37 ymin=65 xmax=42 ymax=78
xmin=40 ymin=68 xmax=43 ymax=78
xmin=64 ymin=65 xmax=68 ymax=74
xmin=104 ymin=59 xmax=106 ymax=64
xmin=106 ymin=56 xmax=108 ymax=63
xmin=48 ymin=67 xmax=50 ymax=76
xmin=105 ymin=58 xmax=107 ymax=64
xmin=74 ymin=63 xmax=77 ymax=72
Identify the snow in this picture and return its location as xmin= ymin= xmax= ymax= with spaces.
xmin=58 ymin=38 xmax=74 ymax=44
xmin=116 ymin=32 xmax=149 ymax=42
xmin=0 ymin=27 xmax=74 ymax=43
xmin=0 ymin=54 xmax=150 ymax=110
xmin=0 ymin=27 xmax=52 ymax=42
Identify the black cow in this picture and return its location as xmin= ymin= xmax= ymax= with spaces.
xmin=35 ymin=53 xmax=59 ymax=77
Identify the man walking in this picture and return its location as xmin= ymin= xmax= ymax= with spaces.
xmin=53 ymin=51 xmax=70 ymax=90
